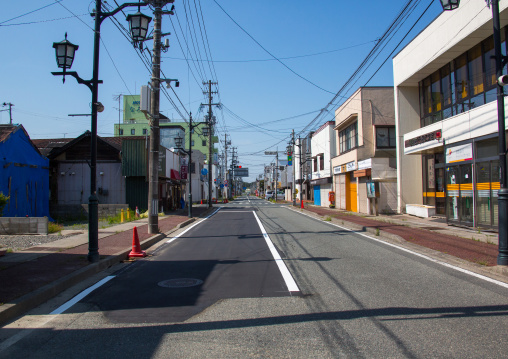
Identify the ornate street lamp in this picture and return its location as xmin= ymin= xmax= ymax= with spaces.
xmin=439 ymin=0 xmax=508 ymax=265
xmin=51 ymin=0 xmax=153 ymax=263
xmin=126 ymin=11 xmax=152 ymax=42
xmin=202 ymin=126 xmax=210 ymax=137
xmin=175 ymin=135 xmax=183 ymax=149
xmin=440 ymin=0 xmax=460 ymax=10
xmin=52 ymin=33 xmax=79 ymax=83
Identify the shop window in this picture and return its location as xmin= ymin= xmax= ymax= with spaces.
xmin=376 ymin=127 xmax=396 ymax=148
xmin=339 ymin=122 xmax=358 ymax=154
xmin=418 ymin=28 xmax=508 ymax=128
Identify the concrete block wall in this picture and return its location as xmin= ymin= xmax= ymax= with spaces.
xmin=0 ymin=217 xmax=48 ymax=235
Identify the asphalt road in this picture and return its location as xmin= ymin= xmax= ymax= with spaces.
xmin=1 ymin=195 xmax=508 ymax=358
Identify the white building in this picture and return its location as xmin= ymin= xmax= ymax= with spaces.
xmin=310 ymin=122 xmax=336 ymax=207
xmin=393 ymin=0 xmax=508 ymax=228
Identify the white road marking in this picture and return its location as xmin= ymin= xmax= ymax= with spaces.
xmin=166 ymin=207 xmax=222 ymax=244
xmin=50 ymin=275 xmax=116 ymax=315
xmin=286 ymin=207 xmax=508 ymax=289
xmin=253 ymin=211 xmax=300 ymax=292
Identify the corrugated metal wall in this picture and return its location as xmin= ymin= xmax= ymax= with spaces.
xmin=126 ymin=176 xmax=148 ymax=211
xmin=122 ymin=139 xmax=148 ymax=177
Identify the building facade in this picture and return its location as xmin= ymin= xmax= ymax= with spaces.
xmin=331 ymin=87 xmax=397 ymax=214
xmin=310 ymin=122 xmax=336 ymax=207
xmin=393 ymin=0 xmax=508 ymax=229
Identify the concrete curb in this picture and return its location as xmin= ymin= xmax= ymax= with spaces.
xmin=0 ymin=218 xmax=196 ymax=327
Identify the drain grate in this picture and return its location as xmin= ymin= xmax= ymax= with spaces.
xmin=158 ymin=278 xmax=203 ymax=288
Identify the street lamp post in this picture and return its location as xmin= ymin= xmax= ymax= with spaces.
xmin=440 ymin=0 xmax=508 ymax=265
xmin=52 ymin=1 xmax=151 ymax=262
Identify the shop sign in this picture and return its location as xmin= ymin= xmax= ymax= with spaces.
xmin=180 ymin=165 xmax=188 ymax=179
xmin=333 ymin=166 xmax=342 ymax=174
xmin=446 ymin=143 xmax=473 ymax=163
xmin=405 ymin=130 xmax=441 ymax=148
xmin=357 ymin=158 xmax=372 ymax=170
xmin=346 ymin=161 xmax=356 ymax=172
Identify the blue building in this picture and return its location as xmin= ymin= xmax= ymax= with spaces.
xmin=0 ymin=125 xmax=50 ymax=217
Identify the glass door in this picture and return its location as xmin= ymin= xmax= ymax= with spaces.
xmin=446 ymin=166 xmax=460 ymax=222
xmin=459 ymin=164 xmax=474 ymax=224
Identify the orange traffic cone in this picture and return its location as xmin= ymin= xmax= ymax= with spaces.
xmin=129 ymin=226 xmax=146 ymax=258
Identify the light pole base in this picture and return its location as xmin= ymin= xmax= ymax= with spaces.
xmin=498 ymin=188 xmax=508 ymax=266
xmin=88 ymin=194 xmax=99 ymax=263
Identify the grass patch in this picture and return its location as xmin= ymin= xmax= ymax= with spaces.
xmin=375 ymin=228 xmax=380 ymax=236
xmin=48 ymin=222 xmax=64 ymax=234
xmin=6 ymin=248 xmax=13 ymax=253
xmin=324 ymin=216 xmax=332 ymax=221
xmin=475 ymin=259 xmax=489 ymax=266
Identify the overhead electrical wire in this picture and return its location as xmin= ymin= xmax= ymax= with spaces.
xmin=212 ymin=0 xmax=334 ymax=95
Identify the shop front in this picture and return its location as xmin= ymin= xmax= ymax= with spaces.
xmin=444 ymin=137 xmax=500 ymax=229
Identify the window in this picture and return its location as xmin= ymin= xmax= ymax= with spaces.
xmin=319 ymin=154 xmax=324 ymax=171
xmin=418 ymin=29 xmax=508 ymax=128
xmin=142 ymin=128 xmax=147 ymax=135
xmin=313 ymin=157 xmax=317 ymax=172
xmin=119 ymin=129 xmax=124 ymax=135
xmin=202 ymin=140 xmax=207 ymax=146
xmin=376 ymin=127 xmax=396 ymax=148
xmin=339 ymin=122 xmax=358 ymax=154
xmin=131 ymin=129 xmax=135 ymax=135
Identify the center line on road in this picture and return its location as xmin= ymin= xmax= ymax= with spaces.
xmin=252 ymin=211 xmax=300 ymax=293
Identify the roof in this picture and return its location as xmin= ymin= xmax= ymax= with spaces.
xmin=32 ymin=133 xmax=148 ymax=158
xmin=0 ymin=124 xmax=45 ymax=157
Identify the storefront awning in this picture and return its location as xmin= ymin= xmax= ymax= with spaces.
xmin=170 ymin=169 xmax=181 ymax=180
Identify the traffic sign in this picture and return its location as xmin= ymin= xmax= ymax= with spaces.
xmin=264 ymin=151 xmax=277 ymax=155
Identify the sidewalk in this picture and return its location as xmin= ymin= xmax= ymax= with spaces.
xmin=280 ymin=199 xmax=508 ymax=280
xmin=0 ymin=206 xmax=211 ymax=326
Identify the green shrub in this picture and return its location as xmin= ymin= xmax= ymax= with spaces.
xmin=0 ymin=192 xmax=9 ymax=217
xmin=48 ymin=222 xmax=63 ymax=234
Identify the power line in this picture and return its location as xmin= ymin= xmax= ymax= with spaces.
xmin=212 ymin=0 xmax=335 ymax=95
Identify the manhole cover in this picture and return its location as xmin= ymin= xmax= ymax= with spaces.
xmin=158 ymin=278 xmax=203 ymax=288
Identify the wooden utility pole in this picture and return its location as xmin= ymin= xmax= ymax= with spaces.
xmin=202 ymin=80 xmax=218 ymax=207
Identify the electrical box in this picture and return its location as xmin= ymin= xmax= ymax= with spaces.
xmin=140 ymin=85 xmax=151 ymax=114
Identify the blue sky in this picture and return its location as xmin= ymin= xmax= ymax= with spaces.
xmin=0 ymin=0 xmax=443 ymax=182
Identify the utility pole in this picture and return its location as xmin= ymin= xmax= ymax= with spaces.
xmin=2 ymin=103 xmax=14 ymax=125
xmin=202 ymin=80 xmax=218 ymax=208
xmin=224 ymin=134 xmax=229 ymax=199
xmin=292 ymin=129 xmax=296 ymax=206
xmin=148 ymin=1 xmax=171 ymax=233
xmin=113 ymin=94 xmax=122 ymax=134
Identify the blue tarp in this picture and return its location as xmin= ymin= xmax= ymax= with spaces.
xmin=0 ymin=126 xmax=50 ymax=217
